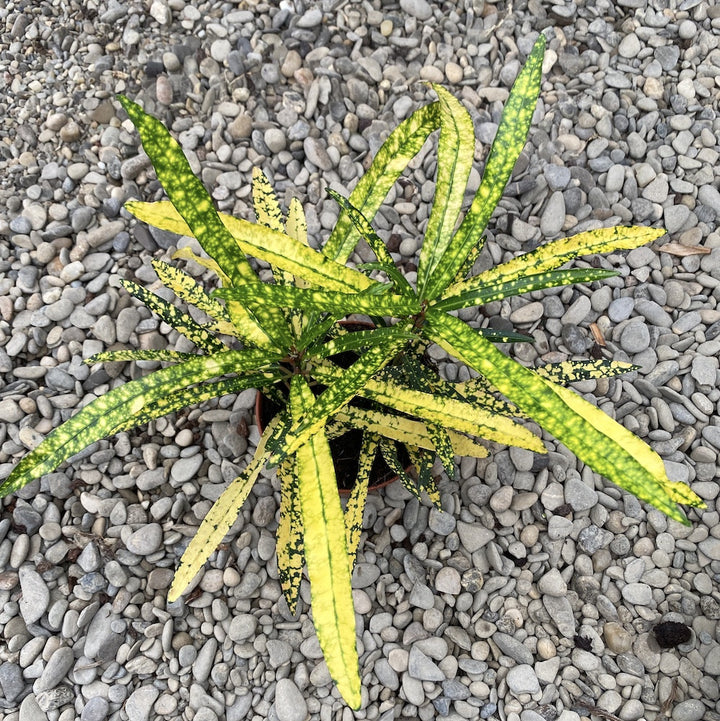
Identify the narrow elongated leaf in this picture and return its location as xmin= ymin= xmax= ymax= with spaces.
xmin=408 ymin=446 xmax=441 ymax=507
xmin=125 ymin=200 xmax=373 ymax=293
xmin=425 ymin=310 xmax=705 ymax=524
xmin=536 ymin=359 xmax=637 ymax=384
xmin=277 ymin=456 xmax=304 ymax=614
xmin=327 ymin=189 xmax=413 ymax=294
xmin=332 ymin=406 xmax=489 ymax=459
xmin=216 ymin=284 xmax=420 ymax=320
xmin=117 ymin=96 xmax=280 ymax=349
xmin=426 ymin=35 xmax=546 ymax=298
xmin=341 ymin=376 xmax=545 ymax=453
xmin=0 ymin=349 xmax=280 ymax=497
xmin=120 ymin=278 xmax=227 ymax=352
xmin=434 ymin=268 xmax=619 ymax=313
xmin=151 ymin=259 xmax=232 ymax=328
xmin=289 ymin=376 xmax=361 ymax=709
xmin=113 ymin=373 xmax=281 ymax=433
xmin=380 ymin=439 xmax=419 ymax=499
xmin=310 ymin=326 xmax=414 ymax=359
xmin=252 ymin=167 xmax=285 ymax=232
xmin=455 ymin=226 xmax=664 ymax=294
xmin=417 ymin=85 xmax=475 ymax=299
xmin=324 ymin=102 xmax=442 ymax=264
xmin=87 ymin=350 xmax=195 ymax=364
xmin=168 ymin=414 xmax=286 ymax=601
xmin=344 ymin=433 xmax=375 ymax=571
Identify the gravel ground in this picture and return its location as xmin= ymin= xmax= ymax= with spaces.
xmin=2 ymin=1 xmax=720 ymax=721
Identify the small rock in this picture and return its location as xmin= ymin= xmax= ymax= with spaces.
xmin=274 ymin=678 xmax=308 ymax=721
xmin=506 ymin=664 xmax=540 ymax=695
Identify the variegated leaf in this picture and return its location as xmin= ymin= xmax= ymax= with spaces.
xmin=168 ymin=414 xmax=286 ymax=601
xmin=344 ymin=433 xmax=375 ymax=571
xmin=120 ymin=278 xmax=227 ymax=352
xmin=417 ymin=85 xmax=475 ymax=299
xmin=435 ymin=268 xmax=619 ymax=312
xmin=380 ymin=439 xmax=419 ymax=500
xmin=324 ymin=102 xmax=442 ymax=264
xmin=289 ymin=376 xmax=361 ymax=709
xmin=332 ymin=406 xmax=489 ymax=460
xmin=455 ymin=226 xmax=664 ymax=294
xmin=277 ymin=457 xmax=304 ymax=614
xmin=426 ymin=34 xmax=546 ymax=298
xmin=151 ymin=259 xmax=231 ymax=328
xmin=425 ymin=310 xmax=705 ymax=525
xmin=536 ymin=359 xmax=637 ymax=384
xmin=126 ymin=200 xmax=374 ymax=293
xmin=117 ymin=96 xmax=280 ymax=349
xmin=216 ymin=284 xmax=419 ymax=318
xmin=0 ymin=349 xmax=280 ymax=497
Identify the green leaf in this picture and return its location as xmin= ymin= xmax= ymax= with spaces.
xmin=425 ymin=34 xmax=546 ymax=298
xmin=425 ymin=309 xmax=705 ymax=524
xmin=326 ymin=189 xmax=414 ymax=295
xmin=289 ymin=375 xmax=361 ymax=709
xmin=277 ymin=456 xmax=305 ymax=614
xmin=216 ymin=284 xmax=420 ymax=319
xmin=458 ymin=225 xmax=665 ymax=292
xmin=380 ymin=439 xmax=419 ymax=499
xmin=0 ymin=349 xmax=281 ymax=498
xmin=117 ymin=96 xmax=281 ymax=349
xmin=86 ymin=350 xmax=196 ymax=364
xmin=324 ymin=102 xmax=442 ymax=264
xmin=434 ymin=268 xmax=619 ymax=313
xmin=416 ymin=85 xmax=476 ymax=299
xmin=151 ymin=259 xmax=232 ymax=329
xmin=119 ymin=277 xmax=228 ymax=352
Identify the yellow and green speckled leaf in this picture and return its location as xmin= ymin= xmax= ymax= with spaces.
xmin=324 ymin=102 xmax=442 ymax=264
xmin=287 ymin=197 xmax=308 ymax=245
xmin=536 ymin=359 xmax=637 ymax=384
xmin=289 ymin=375 xmax=361 ymax=709
xmin=86 ymin=349 xmax=195 ymax=364
xmin=352 ymin=378 xmax=545 ymax=453
xmin=0 ymin=349 xmax=280 ymax=498
xmin=113 ymin=373 xmax=280 ymax=434
xmin=380 ymin=439 xmax=420 ymax=500
xmin=427 ymin=423 xmax=455 ymax=478
xmin=277 ymin=456 xmax=304 ymax=614
xmin=169 ymin=414 xmax=286 ymax=601
xmin=435 ymin=268 xmax=619 ymax=312
xmin=344 ymin=433 xmax=375 ymax=572
xmin=332 ymin=406 xmax=489 ymax=460
xmin=117 ymin=96 xmax=280 ymax=349
xmin=216 ymin=284 xmax=419 ymax=319
xmin=151 ymin=260 xmax=232 ymax=329
xmin=408 ymin=446 xmax=441 ymax=508
xmin=125 ymin=200 xmax=373 ymax=293
xmin=453 ymin=226 xmax=665 ymax=296
xmin=417 ymin=85 xmax=475 ymax=300
xmin=252 ymin=167 xmax=285 ymax=232
xmin=425 ymin=310 xmax=705 ymax=525
xmin=426 ymin=34 xmax=546 ymax=298
xmin=172 ymin=246 xmax=230 ymax=285
xmin=120 ymin=278 xmax=227 ymax=353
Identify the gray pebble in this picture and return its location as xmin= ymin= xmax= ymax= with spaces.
xmin=125 ymin=686 xmax=159 ymax=721
xmin=506 ymin=664 xmax=540 ymax=695
xmin=18 ymin=567 xmax=49 ymax=624
xmin=493 ymin=632 xmax=534 ymax=665
xmin=125 ymin=524 xmax=162 ymax=555
xmin=540 ymin=191 xmax=565 ymax=236
xmin=408 ymin=646 xmax=444 ymax=681
xmin=274 ymin=678 xmax=308 ymax=721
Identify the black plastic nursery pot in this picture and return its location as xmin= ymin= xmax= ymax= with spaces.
xmin=255 ymin=321 xmax=409 ymax=495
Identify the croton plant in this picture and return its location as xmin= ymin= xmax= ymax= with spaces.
xmin=1 ymin=34 xmax=704 ymax=707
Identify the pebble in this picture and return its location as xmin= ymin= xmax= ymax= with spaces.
xmin=274 ymin=678 xmax=308 ymax=721
xmin=125 ymin=524 xmax=163 ymax=555
xmin=506 ymin=665 xmax=540 ymax=695
xmin=18 ymin=568 xmax=50 ymax=624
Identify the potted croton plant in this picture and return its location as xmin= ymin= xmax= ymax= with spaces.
xmin=1 ymin=33 xmax=704 ymax=708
